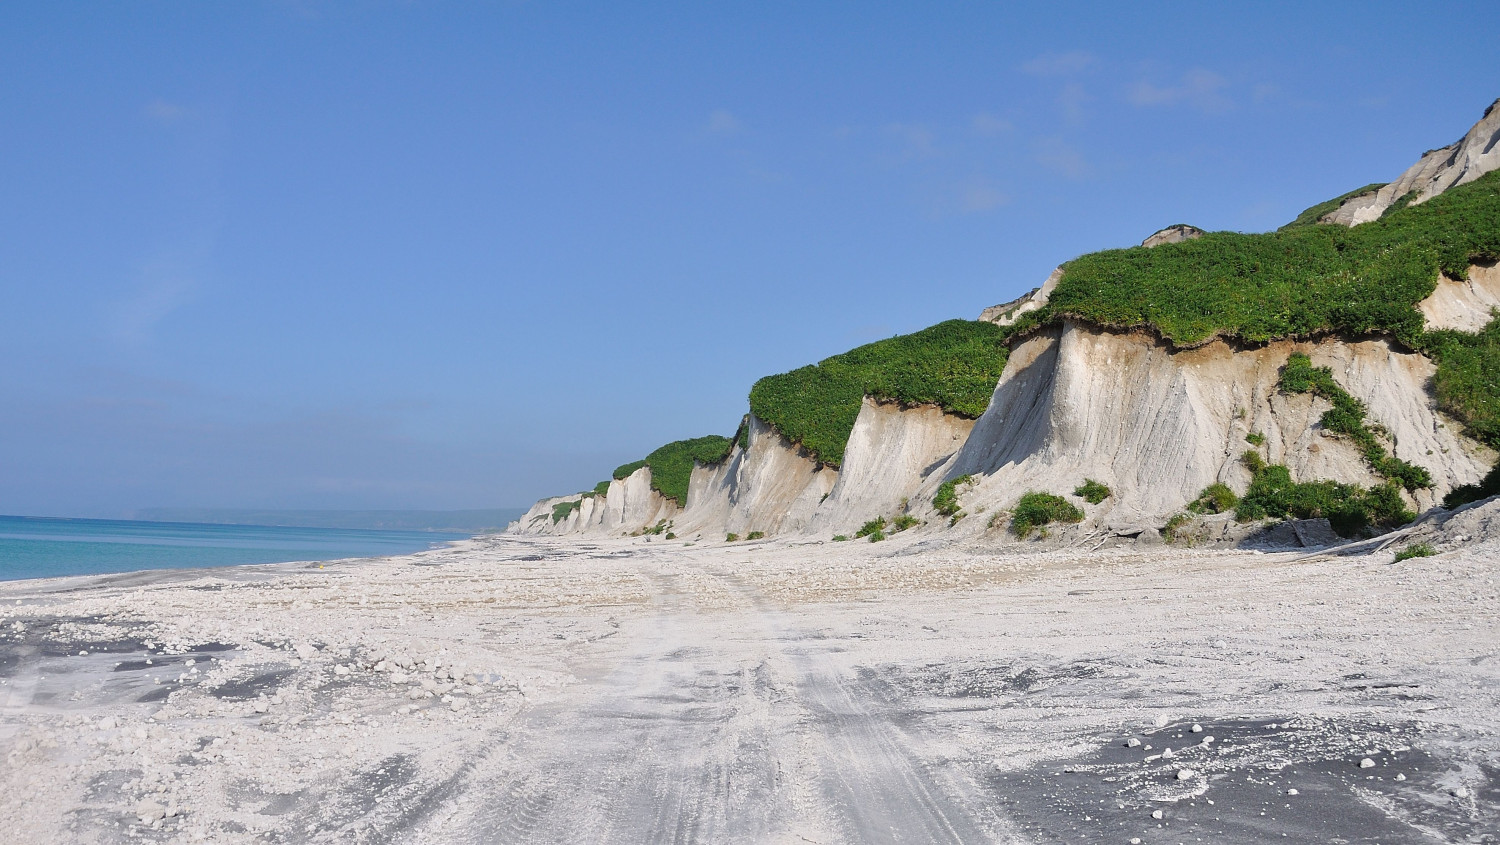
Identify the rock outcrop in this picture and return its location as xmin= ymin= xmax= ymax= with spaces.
xmin=1322 ymin=98 xmax=1500 ymax=226
xmin=1419 ymin=259 xmax=1500 ymax=333
xmin=1141 ymin=224 xmax=1204 ymax=248
xmin=513 ymin=466 xmax=678 ymax=536
xmin=979 ymin=267 xmax=1062 ymax=325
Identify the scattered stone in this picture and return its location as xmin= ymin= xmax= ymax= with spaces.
xmin=135 ymin=800 xmax=166 ymax=824
xmin=1395 ymin=773 xmax=1407 ymax=781
xmin=1190 ymin=724 xmax=1203 ymax=733
xmin=1154 ymin=714 xmax=1170 ymax=728
xmin=1452 ymin=786 xmax=1470 ymax=798
xmin=333 ymin=665 xmax=351 ymax=676
xmin=1125 ymin=738 xmax=1141 ymax=748
xmin=1161 ymin=747 xmax=1174 ymax=758
xmin=1287 ymin=788 xmax=1299 ymax=796
xmin=294 ymin=643 xmax=317 ymax=661
xmin=1360 ymin=758 xmax=1376 ymax=769
xmin=1176 ymin=769 xmax=1196 ymax=781
xmin=1150 ymin=809 xmax=1164 ymax=819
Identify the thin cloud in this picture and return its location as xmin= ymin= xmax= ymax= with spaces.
xmin=1058 ymin=82 xmax=1092 ymax=124
xmin=1034 ymin=136 xmax=1091 ymax=180
xmin=1128 ymin=69 xmax=1231 ymax=112
xmin=884 ymin=123 xmax=937 ymax=159
xmin=958 ymin=177 xmax=1009 ymax=213
xmin=112 ymin=260 xmax=197 ymax=345
xmin=704 ymin=108 xmax=742 ymax=136
xmin=1022 ymin=50 xmax=1096 ymax=76
xmin=971 ymin=113 xmax=1015 ymax=137
xmin=144 ymin=99 xmax=185 ymax=123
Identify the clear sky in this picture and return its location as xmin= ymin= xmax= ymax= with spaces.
xmin=2 ymin=1 xmax=1498 ymax=517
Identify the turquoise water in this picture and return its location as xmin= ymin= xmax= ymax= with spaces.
xmin=0 ymin=515 xmax=471 ymax=582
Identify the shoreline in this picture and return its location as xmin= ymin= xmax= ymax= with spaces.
xmin=2 ymin=530 xmax=1496 ymax=842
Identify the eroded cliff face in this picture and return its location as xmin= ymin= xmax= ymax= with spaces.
xmin=920 ymin=320 xmax=1492 ymax=535
xmin=513 ymin=466 xmax=678 ymax=536
xmin=1322 ymin=98 xmax=1500 ymax=226
xmin=670 ymin=416 xmax=835 ymax=539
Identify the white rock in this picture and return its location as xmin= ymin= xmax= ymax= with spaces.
xmin=97 ymin=717 xmax=117 ymax=731
xmin=1395 ymin=773 xmax=1407 ymax=781
xmin=1360 ymin=758 xmax=1376 ymax=769
xmin=1130 ymin=839 xmax=1142 ymax=845
xmin=390 ymin=671 xmax=409 ymax=684
xmin=1286 ymin=788 xmax=1298 ymax=796
xmin=1190 ymin=724 xmax=1203 ymax=733
xmin=333 ymin=665 xmax=351 ymax=676
xmin=1202 ymin=736 xmax=1215 ymax=745
xmin=1154 ymin=714 xmax=1170 ymax=728
xmin=252 ymin=701 xmax=269 ymax=714
xmin=1150 ymin=809 xmax=1163 ymax=819
xmin=1452 ymin=786 xmax=1470 ymax=798
xmin=1176 ymin=769 xmax=1196 ymax=781
xmin=135 ymin=800 xmax=166 ymax=824
xmin=294 ymin=643 xmax=317 ymax=661
xmin=1212 ymin=640 xmax=1227 ymax=649
xmin=1162 ymin=747 xmax=1174 ymax=758
xmin=1125 ymin=738 xmax=1141 ymax=748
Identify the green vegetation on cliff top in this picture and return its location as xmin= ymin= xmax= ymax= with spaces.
xmin=748 ymin=319 xmax=1013 ymax=466
xmin=1045 ymin=170 xmax=1500 ymax=347
xmin=611 ymin=435 xmax=734 ymax=506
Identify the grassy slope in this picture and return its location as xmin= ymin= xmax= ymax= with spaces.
xmin=747 ymin=319 xmax=1014 ymax=466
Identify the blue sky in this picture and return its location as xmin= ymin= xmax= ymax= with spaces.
xmin=2 ymin=1 xmax=1498 ymax=516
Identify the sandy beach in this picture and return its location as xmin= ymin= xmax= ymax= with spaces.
xmin=2 ymin=530 xmax=1497 ymax=843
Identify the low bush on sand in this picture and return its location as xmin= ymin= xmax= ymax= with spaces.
xmin=1011 ymin=492 xmax=1084 ymax=538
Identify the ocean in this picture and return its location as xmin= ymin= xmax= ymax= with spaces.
xmin=0 ymin=515 xmax=472 ymax=582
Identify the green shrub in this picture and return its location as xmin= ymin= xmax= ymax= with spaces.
xmin=866 ymin=530 xmax=887 ymax=542
xmin=1245 ymin=432 xmax=1266 ymax=446
xmin=665 ymin=532 xmax=676 ymax=540
xmin=855 ymin=517 xmax=887 ymax=539
xmin=1073 ymin=479 xmax=1111 ymax=504
xmin=642 ymin=520 xmax=668 ymax=536
xmin=831 ymin=534 xmax=849 ymax=542
xmin=1394 ymin=542 xmax=1437 ymax=562
xmin=1279 ymin=353 xmax=1432 ymax=491
xmin=891 ymin=514 xmax=920 ymax=532
xmin=1443 ymin=461 xmax=1500 ymax=509
xmin=748 ymin=321 xmax=1014 ymax=466
xmin=933 ymin=474 xmax=975 ymax=517
xmin=1423 ymin=316 xmax=1500 ymax=450
xmin=592 ymin=480 xmax=613 ymax=496
xmin=1046 ymin=170 xmax=1500 ymax=348
xmin=1163 ymin=513 xmax=1192 ymax=545
xmin=1188 ymin=482 xmax=1239 ymax=514
xmin=948 ymin=510 xmax=966 ymax=527
xmin=1241 ymin=449 xmax=1267 ymax=475
xmin=1235 ymin=463 xmax=1414 ymax=537
xmin=746 ymin=531 xmax=765 ymax=540
xmin=551 ymin=500 xmax=580 ymax=524
xmin=725 ymin=533 xmax=740 ymax=542
xmin=1010 ymin=492 xmax=1084 ymax=538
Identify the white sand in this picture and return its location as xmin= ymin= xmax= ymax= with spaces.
xmin=1 ymin=530 xmax=1496 ymax=843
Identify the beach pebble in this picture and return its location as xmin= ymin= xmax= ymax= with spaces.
xmin=135 ymin=800 xmax=166 ymax=824
xmin=334 ymin=665 xmax=351 ymax=676
xmin=1176 ymin=769 xmax=1196 ymax=781
xmin=1394 ymin=773 xmax=1407 ymax=781
xmin=390 ymin=672 xmax=409 ymax=684
xmin=97 ymin=716 xmax=117 ymax=731
xmin=252 ymin=701 xmax=269 ymax=714
xmin=1154 ymin=714 xmax=1170 ymax=728
xmin=294 ymin=643 xmax=317 ymax=661
xmin=1359 ymin=758 xmax=1376 ymax=769
xmin=1191 ymin=724 xmax=1203 ymax=733
xmin=1202 ymin=736 xmax=1214 ymax=745
xmin=1212 ymin=640 xmax=1227 ymax=648
xmin=1452 ymin=786 xmax=1470 ymax=798
xmin=1125 ymin=738 xmax=1141 ymax=748
xmin=1150 ymin=809 xmax=1163 ymax=819
xmin=1161 ymin=747 xmax=1174 ymax=758
xmin=1130 ymin=839 xmax=1142 ymax=844
xmin=1286 ymin=788 xmax=1298 ymax=795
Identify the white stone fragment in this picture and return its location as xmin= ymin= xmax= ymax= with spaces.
xmin=1191 ymin=724 xmax=1203 ymax=733
xmin=294 ymin=643 xmax=317 ymax=660
xmin=135 ymin=800 xmax=166 ymax=824
xmin=1150 ymin=809 xmax=1163 ymax=819
xmin=1176 ymin=769 xmax=1196 ymax=781
xmin=1125 ymin=738 xmax=1141 ymax=748
xmin=1395 ymin=773 xmax=1407 ymax=781
xmin=1287 ymin=788 xmax=1298 ymax=795
xmin=1360 ymin=758 xmax=1376 ymax=768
